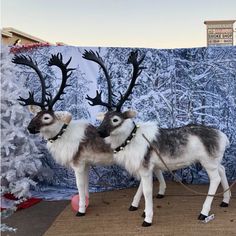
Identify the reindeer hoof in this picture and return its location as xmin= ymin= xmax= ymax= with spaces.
xmin=198 ymin=213 xmax=207 ymax=220
xmin=142 ymin=221 xmax=152 ymax=227
xmin=76 ymin=212 xmax=85 ymax=217
xmin=156 ymin=194 xmax=164 ymax=199
xmin=220 ymin=202 xmax=229 ymax=207
xmin=129 ymin=205 xmax=138 ymax=211
xmin=141 ymin=212 xmax=145 ymax=218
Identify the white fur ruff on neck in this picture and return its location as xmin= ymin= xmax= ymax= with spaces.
xmin=47 ymin=120 xmax=88 ymax=166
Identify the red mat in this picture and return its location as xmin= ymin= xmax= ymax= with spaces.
xmin=1 ymin=193 xmax=42 ymax=211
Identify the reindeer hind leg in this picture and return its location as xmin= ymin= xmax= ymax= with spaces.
xmin=198 ymin=166 xmax=221 ymax=220
xmin=218 ymin=164 xmax=231 ymax=207
xmin=154 ymin=167 xmax=166 ymax=198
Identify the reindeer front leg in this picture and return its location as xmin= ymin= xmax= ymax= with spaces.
xmin=129 ymin=180 xmax=143 ymax=211
xmin=74 ymin=164 xmax=86 ymax=216
xmin=139 ymin=169 xmax=153 ymax=227
xmin=84 ymin=164 xmax=90 ymax=199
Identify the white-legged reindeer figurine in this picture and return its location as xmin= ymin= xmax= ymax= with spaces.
xmin=83 ymin=50 xmax=231 ymax=227
xmin=12 ymin=53 xmax=115 ymax=217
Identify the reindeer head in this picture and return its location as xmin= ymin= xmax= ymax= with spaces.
xmin=27 ymin=109 xmax=72 ymax=136
xmin=83 ymin=50 xmax=145 ymax=138
xmin=12 ymin=53 xmax=74 ymax=137
xmin=96 ymin=110 xmax=137 ymax=138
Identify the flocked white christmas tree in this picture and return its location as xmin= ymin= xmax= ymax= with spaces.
xmin=0 ymin=45 xmax=45 ymax=232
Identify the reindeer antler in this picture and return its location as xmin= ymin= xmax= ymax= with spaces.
xmin=83 ymin=50 xmax=145 ymax=112
xmin=12 ymin=55 xmax=47 ymax=109
xmin=85 ymin=90 xmax=112 ymax=109
xmin=82 ymin=50 xmax=113 ymax=110
xmin=115 ymin=50 xmax=146 ymax=111
xmin=18 ymin=91 xmax=45 ymax=108
xmin=13 ymin=53 xmax=75 ymax=111
xmin=47 ymin=53 xmax=74 ymax=110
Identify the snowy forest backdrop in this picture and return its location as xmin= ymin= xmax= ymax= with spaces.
xmin=6 ymin=45 xmax=236 ymax=199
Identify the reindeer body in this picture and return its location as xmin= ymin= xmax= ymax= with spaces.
xmin=100 ymin=113 xmax=231 ymax=225
xmin=152 ymin=125 xmax=229 ymax=170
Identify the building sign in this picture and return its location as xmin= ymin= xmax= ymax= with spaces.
xmin=204 ymin=20 xmax=235 ymax=46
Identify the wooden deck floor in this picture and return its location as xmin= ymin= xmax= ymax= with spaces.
xmin=44 ymin=181 xmax=236 ymax=236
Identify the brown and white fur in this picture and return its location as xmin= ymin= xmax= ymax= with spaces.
xmin=97 ymin=110 xmax=231 ymax=226
xmin=27 ymin=106 xmax=166 ymax=217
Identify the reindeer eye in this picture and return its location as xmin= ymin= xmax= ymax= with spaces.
xmin=44 ymin=116 xmax=50 ymax=120
xmin=113 ymin=118 xmax=119 ymax=122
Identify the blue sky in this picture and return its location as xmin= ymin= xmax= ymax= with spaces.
xmin=1 ymin=0 xmax=236 ymax=49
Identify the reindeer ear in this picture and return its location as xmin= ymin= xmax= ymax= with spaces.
xmin=96 ymin=112 xmax=105 ymax=121
xmin=55 ymin=111 xmax=72 ymax=124
xmin=123 ymin=110 xmax=137 ymax=119
xmin=28 ymin=105 xmax=42 ymax=114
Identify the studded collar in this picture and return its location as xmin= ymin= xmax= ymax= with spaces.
xmin=47 ymin=124 xmax=68 ymax=143
xmin=113 ymin=122 xmax=139 ymax=154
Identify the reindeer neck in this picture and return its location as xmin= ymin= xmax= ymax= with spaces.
xmin=110 ymin=119 xmax=136 ymax=148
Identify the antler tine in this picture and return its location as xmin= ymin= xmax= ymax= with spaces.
xmin=116 ymin=50 xmax=146 ymax=111
xmin=86 ymin=90 xmax=111 ymax=109
xmin=47 ymin=53 xmax=75 ymax=110
xmin=12 ymin=55 xmax=47 ymax=108
xmin=17 ymin=91 xmax=45 ymax=108
xmin=83 ymin=50 xmax=113 ymax=109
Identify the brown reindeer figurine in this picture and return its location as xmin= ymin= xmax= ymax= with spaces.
xmin=12 ymin=53 xmax=114 ymax=217
xmin=83 ymin=50 xmax=231 ymax=227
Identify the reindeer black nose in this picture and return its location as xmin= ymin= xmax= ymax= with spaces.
xmin=97 ymin=128 xmax=109 ymax=138
xmin=27 ymin=124 xmax=40 ymax=134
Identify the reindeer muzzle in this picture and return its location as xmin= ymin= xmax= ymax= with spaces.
xmin=97 ymin=128 xmax=109 ymax=138
xmin=27 ymin=124 xmax=40 ymax=134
